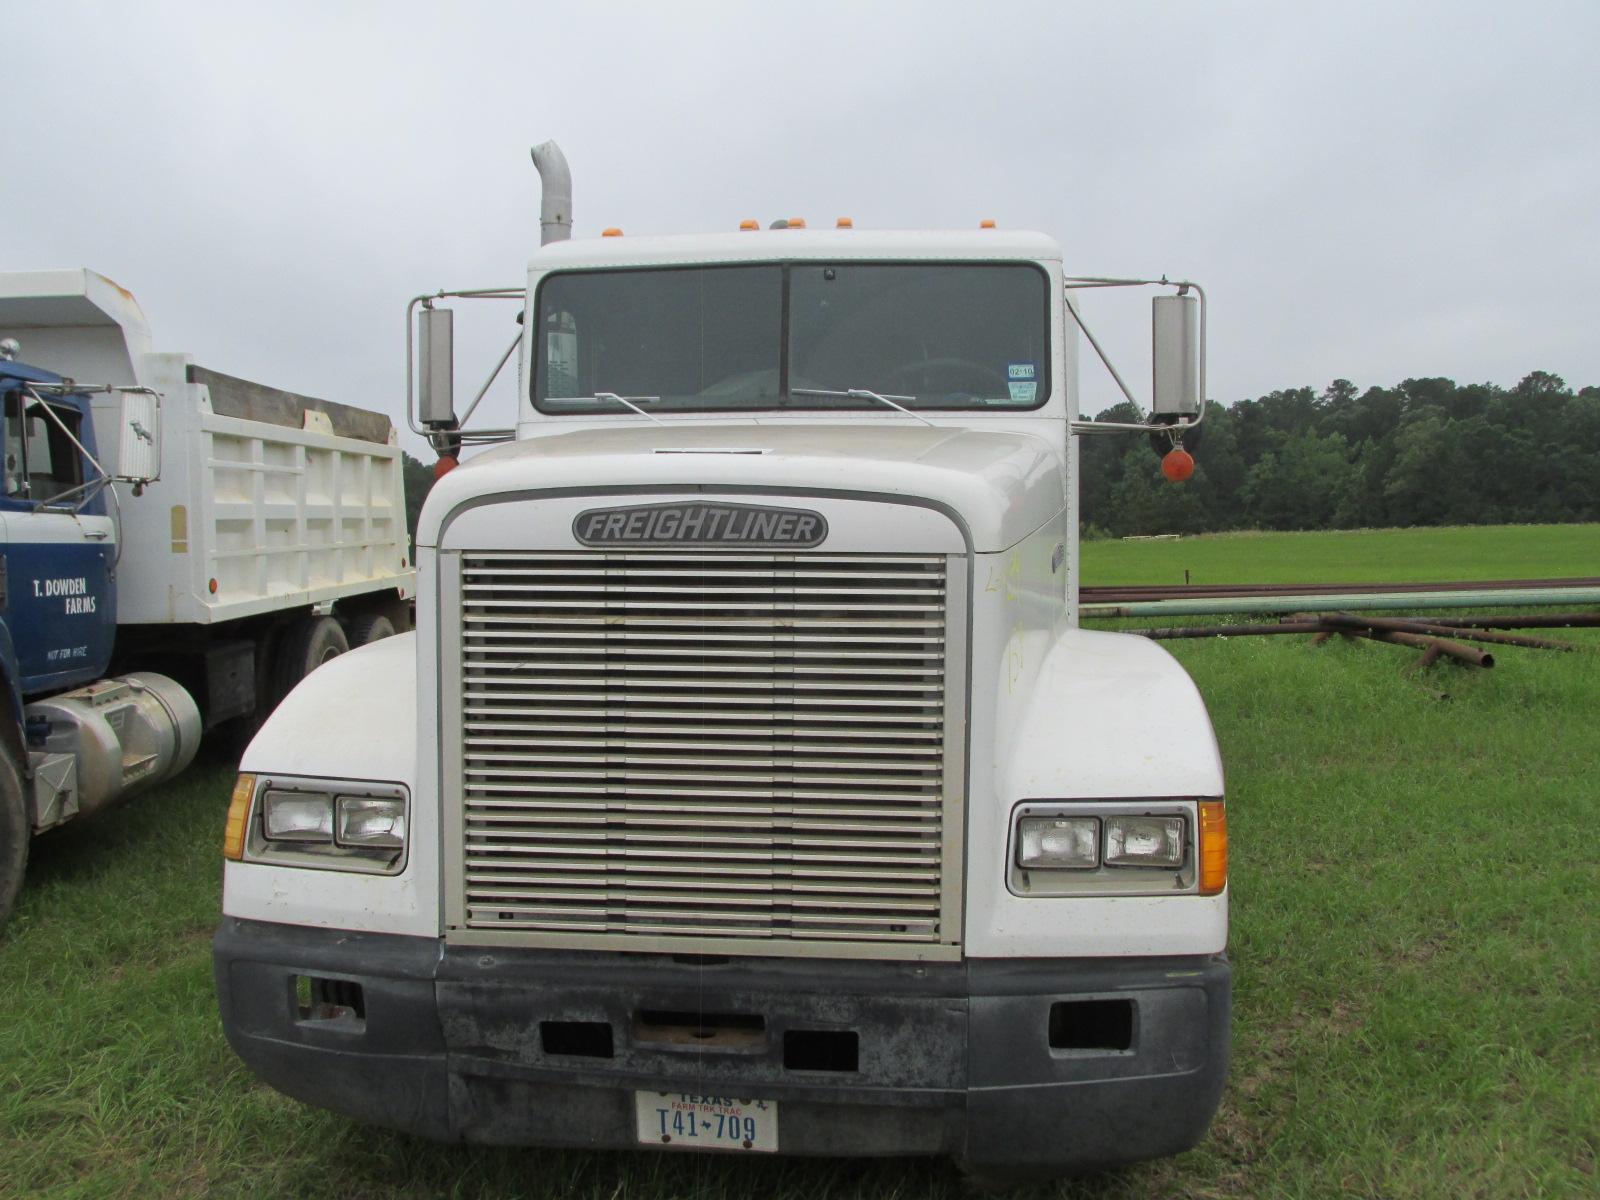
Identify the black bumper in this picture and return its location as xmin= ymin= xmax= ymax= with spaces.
xmin=213 ymin=917 xmax=1229 ymax=1174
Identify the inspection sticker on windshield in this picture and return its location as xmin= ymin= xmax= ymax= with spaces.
xmin=1007 ymin=361 xmax=1037 ymax=402
xmin=635 ymin=1092 xmax=779 ymax=1153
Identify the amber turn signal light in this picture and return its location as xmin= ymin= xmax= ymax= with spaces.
xmin=1198 ymin=800 xmax=1227 ymax=895
xmin=224 ymin=773 xmax=256 ymax=861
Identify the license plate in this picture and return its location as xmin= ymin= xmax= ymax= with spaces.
xmin=634 ymin=1091 xmax=779 ymax=1153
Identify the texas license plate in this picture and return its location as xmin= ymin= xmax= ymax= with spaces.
xmin=634 ymin=1091 xmax=779 ymax=1153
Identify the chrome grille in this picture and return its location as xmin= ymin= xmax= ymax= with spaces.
xmin=454 ymin=551 xmax=956 ymax=950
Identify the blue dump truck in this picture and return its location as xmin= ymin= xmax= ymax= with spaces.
xmin=0 ymin=270 xmax=415 ymax=928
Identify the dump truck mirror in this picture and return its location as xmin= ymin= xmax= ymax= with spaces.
xmin=116 ymin=389 xmax=162 ymax=484
xmin=1152 ymin=293 xmax=1200 ymax=417
xmin=419 ymin=306 xmax=455 ymax=426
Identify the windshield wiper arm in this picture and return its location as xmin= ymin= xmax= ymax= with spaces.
xmin=589 ymin=392 xmax=665 ymax=425
xmin=789 ymin=387 xmax=935 ymax=427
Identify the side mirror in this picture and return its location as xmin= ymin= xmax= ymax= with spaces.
xmin=418 ymin=306 xmax=455 ymax=426
xmin=116 ymin=389 xmax=162 ymax=484
xmin=1152 ymin=293 xmax=1200 ymax=417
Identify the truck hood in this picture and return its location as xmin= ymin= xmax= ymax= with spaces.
xmin=418 ymin=423 xmax=1065 ymax=553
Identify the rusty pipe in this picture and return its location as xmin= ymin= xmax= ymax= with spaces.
xmin=1323 ymin=612 xmax=1577 ymax=652
xmin=1409 ymin=613 xmax=1600 ymax=631
xmin=1335 ymin=625 xmax=1494 ymax=668
xmin=1135 ymin=621 xmax=1326 ymax=640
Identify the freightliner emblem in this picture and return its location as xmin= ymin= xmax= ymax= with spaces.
xmin=573 ymin=502 xmax=828 ymax=548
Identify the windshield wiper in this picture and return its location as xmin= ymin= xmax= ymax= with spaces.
xmin=788 ymin=387 xmax=935 ymax=427
xmin=581 ymin=392 xmax=665 ymax=425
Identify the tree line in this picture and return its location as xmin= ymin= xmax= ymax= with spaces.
xmin=1080 ymin=372 xmax=1600 ymax=538
xmin=402 ymin=370 xmax=1600 ymax=544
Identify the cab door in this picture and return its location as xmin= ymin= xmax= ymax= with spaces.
xmin=1 ymin=388 xmax=115 ymax=693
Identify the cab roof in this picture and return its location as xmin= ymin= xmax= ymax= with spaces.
xmin=0 ymin=359 xmax=69 ymax=387
xmin=528 ymin=227 xmax=1063 ymax=272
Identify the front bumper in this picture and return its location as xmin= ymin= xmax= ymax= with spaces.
xmin=213 ymin=917 xmax=1229 ymax=1174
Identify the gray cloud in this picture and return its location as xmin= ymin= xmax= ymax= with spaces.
xmin=9 ymin=0 xmax=1597 ymax=456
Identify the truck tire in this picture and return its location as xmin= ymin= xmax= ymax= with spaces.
xmin=0 ymin=747 xmax=28 ymax=933
xmin=273 ymin=615 xmax=349 ymax=700
xmin=345 ymin=612 xmax=396 ymax=648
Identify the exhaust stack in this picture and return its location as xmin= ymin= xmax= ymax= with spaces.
xmin=530 ymin=140 xmax=573 ymax=245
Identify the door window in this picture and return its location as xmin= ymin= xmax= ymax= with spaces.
xmin=2 ymin=391 xmax=85 ymax=503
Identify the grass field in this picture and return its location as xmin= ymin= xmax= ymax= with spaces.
xmin=1080 ymin=523 xmax=1600 ymax=587
xmin=3 ymin=528 xmax=1598 ymax=1198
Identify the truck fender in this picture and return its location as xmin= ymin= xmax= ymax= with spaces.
xmin=229 ymin=632 xmax=431 ymax=936
xmin=999 ymin=626 xmax=1224 ymax=804
xmin=241 ymin=631 xmax=418 ymax=792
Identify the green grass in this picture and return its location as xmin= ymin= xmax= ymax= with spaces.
xmin=3 ymin=621 xmax=1598 ymax=1196
xmin=1080 ymin=523 xmax=1600 ymax=588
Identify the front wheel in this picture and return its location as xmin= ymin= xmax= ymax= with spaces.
xmin=0 ymin=746 xmax=29 ymax=933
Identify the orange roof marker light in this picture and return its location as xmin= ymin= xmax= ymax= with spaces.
xmin=739 ymin=219 xmax=759 ymax=231
xmin=979 ymin=219 xmax=997 ymax=229
xmin=836 ymin=217 xmax=854 ymax=229
xmin=601 ymin=227 xmax=624 ymax=237
xmin=787 ymin=217 xmax=807 ymax=229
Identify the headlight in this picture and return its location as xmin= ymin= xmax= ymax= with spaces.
xmin=234 ymin=775 xmax=409 ymax=875
xmin=1009 ymin=800 xmax=1212 ymax=897
xmin=1016 ymin=816 xmax=1100 ymax=870
xmin=1104 ymin=815 xmax=1185 ymax=868
xmin=262 ymin=790 xmax=335 ymax=842
xmin=336 ymin=796 xmax=406 ymax=849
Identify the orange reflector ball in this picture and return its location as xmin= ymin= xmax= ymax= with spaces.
xmin=435 ymin=455 xmax=459 ymax=480
xmin=1161 ymin=447 xmax=1195 ymax=482
xmin=601 ymin=227 xmax=623 ymax=237
xmin=739 ymin=219 xmax=759 ymax=231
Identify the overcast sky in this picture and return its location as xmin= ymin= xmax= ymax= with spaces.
xmin=8 ymin=1 xmax=1598 ymax=457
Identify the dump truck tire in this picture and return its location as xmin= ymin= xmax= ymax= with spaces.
xmin=0 ymin=746 xmax=28 ymax=933
xmin=274 ymin=615 xmax=349 ymax=700
xmin=345 ymin=613 xmax=396 ymax=648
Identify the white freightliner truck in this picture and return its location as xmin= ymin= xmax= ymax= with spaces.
xmin=214 ymin=144 xmax=1227 ymax=1179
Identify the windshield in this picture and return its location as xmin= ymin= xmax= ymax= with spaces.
xmin=533 ymin=262 xmax=1050 ymax=414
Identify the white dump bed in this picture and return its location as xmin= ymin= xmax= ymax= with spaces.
xmin=0 ymin=269 xmax=414 ymax=625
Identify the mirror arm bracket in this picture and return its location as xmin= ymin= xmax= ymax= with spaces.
xmin=405 ymin=287 xmax=525 ymax=439
xmin=1063 ymin=276 xmax=1208 ymax=439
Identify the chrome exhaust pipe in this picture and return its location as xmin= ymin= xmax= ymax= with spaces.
xmin=530 ymin=140 xmax=572 ymax=245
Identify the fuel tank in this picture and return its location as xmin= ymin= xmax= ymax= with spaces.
xmin=25 ymin=672 xmax=201 ymax=827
